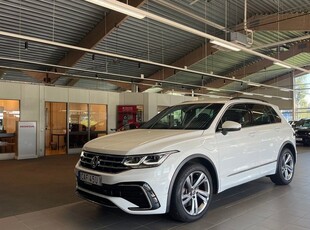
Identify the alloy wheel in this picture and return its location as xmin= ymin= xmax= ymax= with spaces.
xmin=181 ymin=171 xmax=211 ymax=216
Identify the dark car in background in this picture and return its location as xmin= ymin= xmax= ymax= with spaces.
xmin=294 ymin=119 xmax=310 ymax=145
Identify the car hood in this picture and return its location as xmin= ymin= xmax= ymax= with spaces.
xmin=83 ymin=129 xmax=204 ymax=155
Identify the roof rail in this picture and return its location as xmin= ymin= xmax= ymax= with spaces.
xmin=230 ymin=97 xmax=268 ymax=103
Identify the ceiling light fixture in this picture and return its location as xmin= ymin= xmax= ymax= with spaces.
xmin=83 ymin=0 xmax=309 ymax=76
xmin=0 ymin=33 xmax=294 ymax=93
xmin=210 ymin=40 xmax=241 ymax=51
xmin=280 ymin=87 xmax=291 ymax=92
xmin=247 ymin=81 xmax=261 ymax=87
xmin=24 ymin=41 xmax=28 ymax=50
xmin=0 ymin=64 xmax=292 ymax=101
xmin=84 ymin=0 xmax=146 ymax=19
xmin=274 ymin=62 xmax=291 ymax=69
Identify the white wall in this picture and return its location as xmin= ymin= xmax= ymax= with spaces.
xmin=0 ymin=82 xmax=121 ymax=158
xmin=0 ymin=82 xmax=194 ymax=158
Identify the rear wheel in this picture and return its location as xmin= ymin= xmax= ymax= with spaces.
xmin=169 ymin=163 xmax=213 ymax=222
xmin=270 ymin=148 xmax=295 ymax=185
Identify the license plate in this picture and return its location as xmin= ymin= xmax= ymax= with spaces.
xmin=79 ymin=171 xmax=101 ymax=186
xmin=296 ymin=137 xmax=302 ymax=141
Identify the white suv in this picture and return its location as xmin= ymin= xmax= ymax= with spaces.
xmin=75 ymin=98 xmax=296 ymax=222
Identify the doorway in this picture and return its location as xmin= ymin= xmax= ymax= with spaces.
xmin=45 ymin=102 xmax=67 ymax=156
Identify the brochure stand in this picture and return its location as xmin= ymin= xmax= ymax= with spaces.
xmin=16 ymin=121 xmax=37 ymax=160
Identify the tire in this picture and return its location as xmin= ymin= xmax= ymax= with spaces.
xmin=270 ymin=148 xmax=295 ymax=185
xmin=169 ymin=163 xmax=213 ymax=222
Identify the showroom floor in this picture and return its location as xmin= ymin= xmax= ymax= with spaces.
xmin=0 ymin=147 xmax=310 ymax=230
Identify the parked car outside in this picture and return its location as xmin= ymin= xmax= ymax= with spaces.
xmin=75 ymin=98 xmax=296 ymax=222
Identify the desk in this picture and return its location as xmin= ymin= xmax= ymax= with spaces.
xmin=52 ymin=133 xmax=66 ymax=150
xmin=0 ymin=133 xmax=16 ymax=153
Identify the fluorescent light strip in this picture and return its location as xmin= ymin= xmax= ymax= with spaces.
xmin=242 ymin=92 xmax=254 ymax=96
xmin=280 ymin=88 xmax=291 ymax=92
xmin=274 ymin=62 xmax=291 ymax=69
xmin=0 ymin=64 xmax=293 ymax=101
xmin=83 ymin=0 xmax=310 ymax=76
xmin=247 ymin=82 xmax=261 ymax=87
xmin=210 ymin=40 xmax=241 ymax=51
xmin=84 ymin=0 xmax=146 ymax=19
xmin=0 ymin=33 xmax=293 ymax=93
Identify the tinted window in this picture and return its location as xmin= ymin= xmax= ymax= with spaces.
xmin=249 ymin=104 xmax=281 ymax=126
xmin=217 ymin=104 xmax=251 ymax=130
xmin=141 ymin=103 xmax=224 ymax=130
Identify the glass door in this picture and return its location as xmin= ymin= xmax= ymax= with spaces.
xmin=45 ymin=102 xmax=67 ymax=156
xmin=68 ymin=103 xmax=88 ymax=154
xmin=89 ymin=104 xmax=107 ymax=139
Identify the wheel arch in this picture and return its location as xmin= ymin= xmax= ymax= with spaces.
xmin=166 ymin=154 xmax=219 ymax=213
xmin=279 ymin=141 xmax=297 ymax=163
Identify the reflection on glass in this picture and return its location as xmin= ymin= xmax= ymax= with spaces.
xmin=69 ymin=103 xmax=88 ymax=149
xmin=89 ymin=104 xmax=107 ymax=138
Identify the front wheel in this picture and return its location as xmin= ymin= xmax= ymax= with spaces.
xmin=270 ymin=148 xmax=295 ymax=185
xmin=169 ymin=163 xmax=213 ymax=222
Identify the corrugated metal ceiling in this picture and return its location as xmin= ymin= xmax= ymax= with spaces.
xmin=0 ymin=0 xmax=309 ymax=95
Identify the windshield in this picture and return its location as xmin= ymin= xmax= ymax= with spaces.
xmin=296 ymin=119 xmax=310 ymax=128
xmin=141 ymin=103 xmax=224 ymax=130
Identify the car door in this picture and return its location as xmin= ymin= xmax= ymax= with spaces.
xmin=249 ymin=104 xmax=283 ymax=175
xmin=215 ymin=103 xmax=260 ymax=191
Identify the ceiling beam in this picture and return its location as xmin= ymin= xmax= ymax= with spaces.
xmin=204 ymin=39 xmax=310 ymax=89
xmin=138 ymin=13 xmax=310 ymax=92
xmin=27 ymin=0 xmax=146 ymax=84
xmin=138 ymin=43 xmax=218 ymax=91
xmin=236 ymin=13 xmax=310 ymax=31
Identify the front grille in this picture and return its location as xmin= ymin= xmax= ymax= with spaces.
xmin=296 ymin=130 xmax=309 ymax=136
xmin=80 ymin=151 xmax=130 ymax=173
xmin=77 ymin=180 xmax=150 ymax=208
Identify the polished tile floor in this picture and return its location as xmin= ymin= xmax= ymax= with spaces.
xmin=1 ymin=147 xmax=310 ymax=230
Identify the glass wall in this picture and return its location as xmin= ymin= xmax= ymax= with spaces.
xmin=45 ymin=102 xmax=67 ymax=155
xmin=45 ymin=102 xmax=107 ymax=155
xmin=89 ymin=104 xmax=107 ymax=138
xmin=69 ymin=103 xmax=107 ymax=153
xmin=295 ymin=73 xmax=310 ymax=120
xmin=0 ymin=100 xmax=20 ymax=154
xmin=69 ymin=103 xmax=88 ymax=151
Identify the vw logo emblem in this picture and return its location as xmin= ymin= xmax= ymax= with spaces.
xmin=90 ymin=156 xmax=100 ymax=169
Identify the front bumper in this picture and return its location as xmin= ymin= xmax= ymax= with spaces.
xmin=76 ymin=179 xmax=160 ymax=211
xmin=295 ymin=134 xmax=310 ymax=144
xmin=75 ymin=161 xmax=173 ymax=215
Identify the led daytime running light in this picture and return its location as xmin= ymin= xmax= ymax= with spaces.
xmin=123 ymin=150 xmax=179 ymax=168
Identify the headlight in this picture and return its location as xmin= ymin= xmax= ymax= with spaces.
xmin=122 ymin=150 xmax=179 ymax=168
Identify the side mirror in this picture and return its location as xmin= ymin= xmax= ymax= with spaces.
xmin=221 ymin=121 xmax=241 ymax=135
